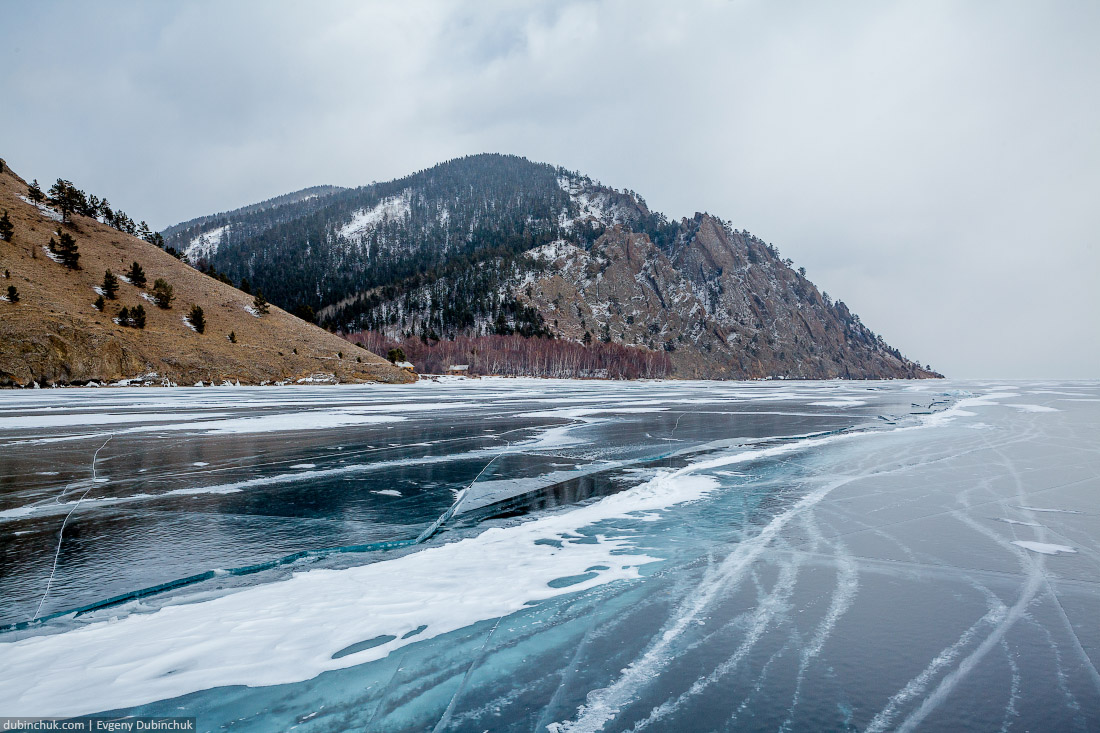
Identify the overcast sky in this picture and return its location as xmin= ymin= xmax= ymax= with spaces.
xmin=3 ymin=0 xmax=1097 ymax=378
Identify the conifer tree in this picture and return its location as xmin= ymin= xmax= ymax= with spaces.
xmin=48 ymin=179 xmax=78 ymax=222
xmin=228 ymin=331 xmax=236 ymax=343
xmin=94 ymin=295 xmax=105 ymax=311
xmin=118 ymin=306 xmax=130 ymax=326
xmin=0 ymin=211 xmax=13 ymax=242
xmin=55 ymin=231 xmax=80 ymax=269
xmin=27 ymin=180 xmax=45 ymax=208
xmin=6 ymin=285 xmax=18 ymax=303
xmin=151 ymin=278 xmax=174 ymax=309
xmin=187 ymin=304 xmax=205 ymax=333
xmin=126 ymin=261 xmax=147 ymax=288
xmin=293 ymin=303 xmax=314 ymax=323
xmin=252 ymin=291 xmax=269 ymax=315
xmin=131 ymin=304 xmax=146 ymax=329
xmin=102 ymin=270 xmax=119 ymax=299
xmin=239 ymin=277 xmax=251 ymax=295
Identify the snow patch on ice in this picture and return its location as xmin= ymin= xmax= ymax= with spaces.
xmin=1015 ymin=505 xmax=1081 ymax=514
xmin=1011 ymin=541 xmax=1076 ymax=555
xmin=1003 ymin=403 xmax=1059 ymax=413
xmin=994 ymin=518 xmax=1042 ymax=527
xmin=0 ymin=411 xmax=231 ymax=430
xmin=372 ymin=489 xmax=402 ymax=497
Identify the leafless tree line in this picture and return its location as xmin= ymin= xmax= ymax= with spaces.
xmin=347 ymin=332 xmax=671 ymax=379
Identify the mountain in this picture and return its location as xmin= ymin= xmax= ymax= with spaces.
xmin=162 ymin=154 xmax=940 ymax=379
xmin=0 ymin=161 xmax=413 ymax=387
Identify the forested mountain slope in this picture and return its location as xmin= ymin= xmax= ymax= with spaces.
xmin=162 ymin=154 xmax=940 ymax=379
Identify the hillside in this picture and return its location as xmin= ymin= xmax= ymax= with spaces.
xmin=163 ymin=154 xmax=940 ymax=380
xmin=0 ymin=161 xmax=413 ymax=387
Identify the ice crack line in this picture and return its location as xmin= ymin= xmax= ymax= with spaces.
xmin=414 ymin=440 xmax=512 ymax=544
xmin=32 ymin=437 xmax=112 ymax=621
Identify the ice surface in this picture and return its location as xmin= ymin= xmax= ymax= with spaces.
xmin=0 ymin=470 xmax=717 ymax=716
xmin=0 ymin=380 xmax=1097 ymax=731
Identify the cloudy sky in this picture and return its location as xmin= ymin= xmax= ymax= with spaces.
xmin=3 ymin=0 xmax=1097 ymax=378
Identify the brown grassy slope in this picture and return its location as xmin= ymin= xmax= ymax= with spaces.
xmin=0 ymin=162 xmax=413 ymax=386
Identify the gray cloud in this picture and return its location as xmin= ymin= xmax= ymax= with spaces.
xmin=2 ymin=0 xmax=1097 ymax=378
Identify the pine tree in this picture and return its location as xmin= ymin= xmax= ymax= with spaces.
xmin=252 ymin=291 xmax=269 ymax=315
xmin=293 ymin=303 xmax=314 ymax=323
xmin=94 ymin=295 xmax=105 ymax=311
xmin=118 ymin=306 xmax=131 ymax=326
xmin=228 ymin=331 xmax=236 ymax=343
xmin=131 ymin=304 xmax=146 ymax=329
xmin=102 ymin=270 xmax=119 ymax=299
xmin=126 ymin=261 xmax=147 ymax=288
xmin=27 ymin=180 xmax=45 ymax=208
xmin=6 ymin=285 xmax=18 ymax=303
xmin=239 ymin=277 xmax=251 ymax=295
xmin=187 ymin=304 xmax=206 ymax=333
xmin=151 ymin=278 xmax=174 ymax=308
xmin=55 ymin=231 xmax=80 ymax=269
xmin=48 ymin=179 xmax=78 ymax=222
xmin=0 ymin=211 xmax=13 ymax=242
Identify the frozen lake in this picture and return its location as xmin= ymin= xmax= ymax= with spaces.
xmin=0 ymin=378 xmax=1097 ymax=731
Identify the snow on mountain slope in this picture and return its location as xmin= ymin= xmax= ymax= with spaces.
xmin=185 ymin=224 xmax=229 ymax=261
xmin=337 ymin=190 xmax=412 ymax=241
